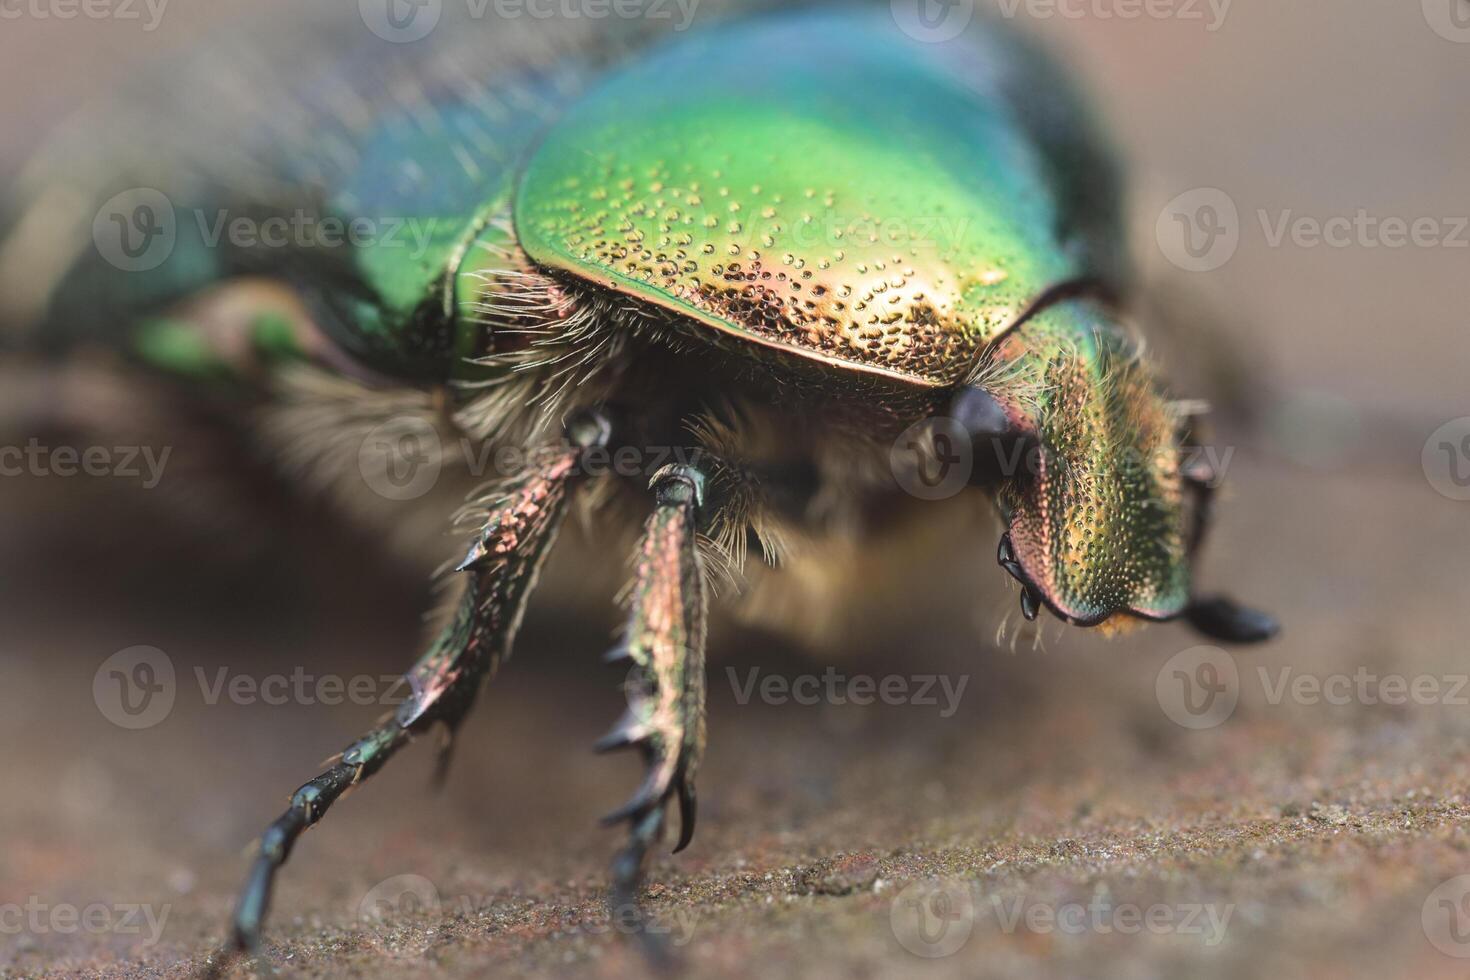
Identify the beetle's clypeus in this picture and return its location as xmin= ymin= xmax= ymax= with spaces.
xmin=0 ymin=1 xmax=1277 ymax=961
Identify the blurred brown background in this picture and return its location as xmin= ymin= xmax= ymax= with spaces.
xmin=3 ymin=1 xmax=1470 ymax=977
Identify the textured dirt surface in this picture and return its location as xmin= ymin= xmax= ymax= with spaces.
xmin=4 ymin=2 xmax=1470 ymax=979
xmin=5 ymin=444 xmax=1470 ymax=980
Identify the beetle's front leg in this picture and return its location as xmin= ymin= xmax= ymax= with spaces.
xmin=227 ymin=410 xmax=611 ymax=957
xmin=596 ymin=462 xmax=708 ymax=946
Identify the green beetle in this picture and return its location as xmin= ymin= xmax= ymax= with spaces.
xmin=0 ymin=0 xmax=1276 ymax=959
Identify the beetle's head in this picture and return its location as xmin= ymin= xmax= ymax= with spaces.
xmin=955 ymin=301 xmax=1276 ymax=643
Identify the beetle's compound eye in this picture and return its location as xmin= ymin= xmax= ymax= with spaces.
xmin=950 ymin=384 xmax=1025 ymax=447
xmin=950 ymin=384 xmax=1036 ymax=486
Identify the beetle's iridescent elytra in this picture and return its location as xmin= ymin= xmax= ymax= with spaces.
xmin=0 ymin=1 xmax=1277 ymax=959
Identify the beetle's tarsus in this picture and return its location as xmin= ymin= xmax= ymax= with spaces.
xmin=601 ymin=774 xmax=663 ymax=827
xmin=673 ymin=778 xmax=697 ymax=854
xmin=598 ymin=460 xmax=709 ymax=936
xmin=231 ymin=725 xmax=409 ymax=952
xmin=224 ymin=415 xmax=609 ymax=959
xmin=1185 ymin=594 xmax=1280 ymax=644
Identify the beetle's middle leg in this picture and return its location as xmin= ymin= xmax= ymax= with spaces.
xmin=595 ymin=460 xmax=709 ymax=949
xmin=227 ymin=410 xmax=611 ymax=956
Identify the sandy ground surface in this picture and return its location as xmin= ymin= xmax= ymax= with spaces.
xmin=4 ymin=1 xmax=1470 ymax=978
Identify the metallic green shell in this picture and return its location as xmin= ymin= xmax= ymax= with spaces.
xmin=515 ymin=9 xmax=1096 ymax=387
xmin=9 ymin=7 xmax=1120 ymax=391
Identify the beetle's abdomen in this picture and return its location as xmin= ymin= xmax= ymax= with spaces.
xmin=515 ymin=8 xmax=1094 ymax=387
